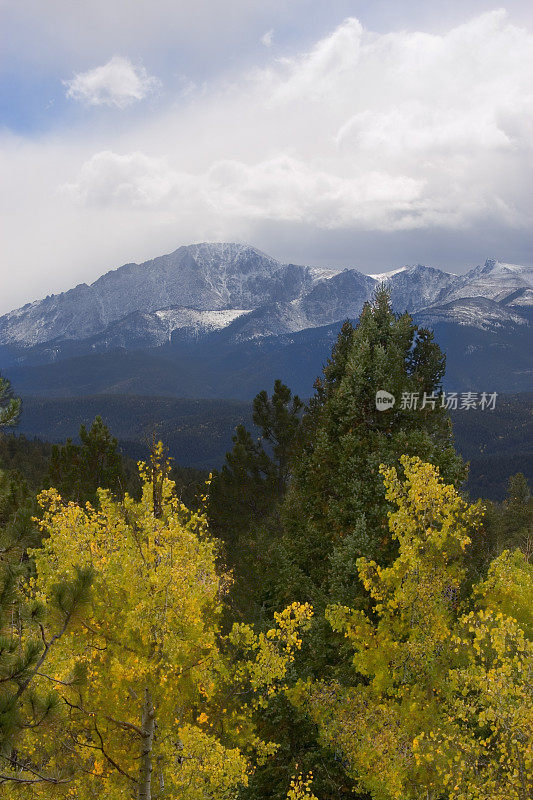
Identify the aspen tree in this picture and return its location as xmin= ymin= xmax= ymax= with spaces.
xmin=10 ymin=447 xmax=311 ymax=798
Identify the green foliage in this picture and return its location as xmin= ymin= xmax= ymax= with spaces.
xmin=13 ymin=392 xmax=533 ymax=499
xmin=208 ymin=381 xmax=303 ymax=609
xmin=225 ymin=292 xmax=468 ymax=800
xmin=0 ymin=466 xmax=42 ymax=629
xmin=17 ymin=394 xmax=254 ymax=471
xmin=0 ymin=435 xmax=54 ymax=490
xmin=209 ymin=423 xmax=276 ymax=555
xmin=294 ymin=457 xmax=532 ymax=800
xmin=277 ymin=288 xmax=465 ymax=609
xmin=238 ymin=690 xmax=358 ymax=800
xmin=472 ymin=473 xmax=533 ymax=575
xmin=252 ymin=380 xmax=304 ymax=494
xmin=0 ymin=380 xmax=47 ymax=758
xmin=1 ymin=309 xmax=530 ymax=799
xmin=0 ymin=560 xmax=94 ymax=780
xmin=449 ymin=393 xmax=533 ymax=501
xmin=0 ymin=374 xmax=21 ymax=430
xmin=47 ymin=415 xmax=128 ymax=505
xmin=0 ymin=430 xmax=205 ymax=510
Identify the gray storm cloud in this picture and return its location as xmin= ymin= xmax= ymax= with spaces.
xmin=1 ymin=8 xmax=533 ymax=312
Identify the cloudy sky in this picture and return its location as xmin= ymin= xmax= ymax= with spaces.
xmin=2 ymin=1 xmax=533 ymax=313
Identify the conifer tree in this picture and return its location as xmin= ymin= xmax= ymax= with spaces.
xmin=208 ymin=424 xmax=276 ymax=553
xmin=208 ymin=380 xmax=303 ymax=581
xmin=0 ymin=374 xmax=21 ymax=431
xmin=0 ymin=558 xmax=93 ymax=788
xmin=0 ymin=403 xmax=119 ymax=787
xmin=48 ymin=415 xmax=126 ymax=505
xmin=236 ymin=293 xmax=466 ymax=800
xmin=0 ymin=378 xmax=51 ymax=771
xmin=277 ymin=287 xmax=465 ymax=607
xmin=482 ymin=473 xmax=533 ymax=564
xmin=252 ymin=380 xmax=304 ymax=495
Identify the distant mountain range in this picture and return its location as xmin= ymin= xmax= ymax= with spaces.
xmin=1 ymin=243 xmax=532 ymax=397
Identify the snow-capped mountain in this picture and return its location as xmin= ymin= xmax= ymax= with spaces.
xmin=414 ymin=297 xmax=528 ymax=332
xmin=0 ymin=244 xmax=313 ymax=347
xmin=0 ymin=246 xmax=531 ymax=395
xmin=438 ymin=259 xmax=533 ymax=305
xmin=384 ymin=264 xmax=458 ymax=313
xmin=4 ymin=245 xmax=530 ymax=352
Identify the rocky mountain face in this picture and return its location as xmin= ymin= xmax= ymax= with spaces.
xmin=440 ymin=260 xmax=533 ymax=305
xmin=1 ymin=244 xmax=532 ymax=395
xmin=0 ymin=244 xmax=293 ymax=347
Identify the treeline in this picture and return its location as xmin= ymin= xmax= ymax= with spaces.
xmin=13 ymin=392 xmax=533 ymax=499
xmin=0 ymin=288 xmax=531 ymax=799
xmin=16 ymin=394 xmax=254 ymax=471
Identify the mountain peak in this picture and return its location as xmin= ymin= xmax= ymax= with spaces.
xmin=0 ymin=243 xmax=294 ymax=347
xmin=1 ymin=244 xmax=532 ymax=353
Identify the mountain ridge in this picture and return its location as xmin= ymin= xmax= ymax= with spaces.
xmin=1 ymin=243 xmax=532 ymax=396
xmin=2 ymin=243 xmax=532 ymax=352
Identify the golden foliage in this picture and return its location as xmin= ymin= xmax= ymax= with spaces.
xmin=6 ymin=451 xmax=311 ymax=798
xmin=294 ymin=457 xmax=532 ymax=800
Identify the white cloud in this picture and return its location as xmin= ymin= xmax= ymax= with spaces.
xmin=64 ymin=56 xmax=160 ymax=108
xmin=3 ymin=9 xmax=533 ymax=313
xmin=62 ymin=151 xmax=183 ymax=206
xmin=204 ymin=156 xmax=424 ymax=230
xmin=60 ymin=11 xmax=533 ymax=233
xmin=63 ymin=150 xmax=424 ymax=229
xmin=261 ymin=29 xmax=274 ymax=47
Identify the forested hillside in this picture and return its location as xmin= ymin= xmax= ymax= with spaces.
xmin=12 ymin=391 xmax=533 ymax=500
xmin=14 ymin=395 xmax=252 ymax=470
xmin=0 ymin=291 xmax=531 ymax=799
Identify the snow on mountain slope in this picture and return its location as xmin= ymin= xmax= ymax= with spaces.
xmin=385 ymin=264 xmax=459 ymax=313
xmin=439 ymin=259 xmax=533 ymax=304
xmin=213 ymin=269 xmax=376 ymax=343
xmin=0 ymin=285 xmax=107 ymax=348
xmin=368 ymin=266 xmax=408 ymax=280
xmin=415 ymin=297 xmax=528 ymax=332
xmin=90 ymin=242 xmax=285 ymax=318
xmin=1 ymin=245 xmax=532 ymax=360
xmin=154 ymin=308 xmax=251 ymax=337
xmin=0 ymin=244 xmax=288 ymax=347
xmin=297 ymin=268 xmax=375 ymax=323
xmin=308 ymin=265 xmax=345 ymax=281
xmin=504 ymin=288 xmax=533 ymax=308
xmin=75 ymin=308 xmax=255 ymax=351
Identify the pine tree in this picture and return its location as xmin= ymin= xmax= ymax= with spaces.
xmin=252 ymin=380 xmax=304 ymax=496
xmin=241 ymin=292 xmax=465 ymax=800
xmin=0 ymin=374 xmax=20 ymax=431
xmin=0 ymin=379 xmax=49 ymax=768
xmin=277 ymin=287 xmax=465 ymax=608
xmin=482 ymin=473 xmax=533 ymax=564
xmin=208 ymin=424 xmax=276 ymax=555
xmin=208 ymin=380 xmax=303 ymax=603
xmin=0 ymin=556 xmax=93 ymax=788
xmin=48 ymin=415 xmax=127 ymax=505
